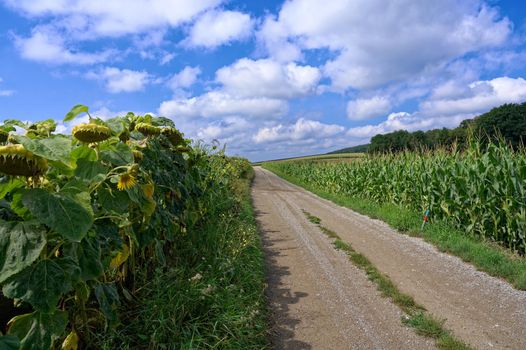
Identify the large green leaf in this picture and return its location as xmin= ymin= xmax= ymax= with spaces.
xmin=8 ymin=311 xmax=67 ymax=350
xmin=17 ymin=135 xmax=72 ymax=165
xmin=2 ymin=120 xmax=27 ymax=129
xmin=0 ymin=221 xmax=46 ymax=283
xmin=104 ymin=117 xmax=126 ymax=134
xmin=100 ymin=142 xmax=133 ymax=166
xmin=9 ymin=192 xmax=30 ymax=220
xmin=70 ymin=145 xmax=97 ymax=161
xmin=22 ymin=189 xmax=93 ymax=242
xmin=0 ymin=178 xmax=24 ymax=201
xmin=64 ymin=104 xmax=88 ymax=122
xmin=74 ymin=159 xmax=108 ymax=182
xmin=77 ymin=238 xmax=103 ymax=281
xmin=98 ymin=187 xmax=129 ymax=214
xmin=94 ymin=283 xmax=120 ymax=325
xmin=0 ymin=335 xmax=20 ymax=350
xmin=2 ymin=258 xmax=79 ymax=312
xmin=59 ymin=180 xmax=94 ymax=218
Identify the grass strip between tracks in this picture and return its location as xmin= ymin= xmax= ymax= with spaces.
xmin=264 ymin=164 xmax=526 ymax=290
xmin=303 ymin=210 xmax=471 ymax=350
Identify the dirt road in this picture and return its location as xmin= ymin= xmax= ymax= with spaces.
xmin=252 ymin=167 xmax=526 ymax=350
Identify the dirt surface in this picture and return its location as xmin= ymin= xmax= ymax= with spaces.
xmin=253 ymin=167 xmax=436 ymax=350
xmin=252 ymin=167 xmax=526 ymax=350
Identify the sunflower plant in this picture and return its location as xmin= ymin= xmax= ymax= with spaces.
xmin=0 ymin=105 xmax=213 ymax=349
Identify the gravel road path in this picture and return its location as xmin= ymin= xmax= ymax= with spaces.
xmin=252 ymin=167 xmax=526 ymax=350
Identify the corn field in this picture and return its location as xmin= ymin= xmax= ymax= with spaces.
xmin=267 ymin=142 xmax=526 ymax=253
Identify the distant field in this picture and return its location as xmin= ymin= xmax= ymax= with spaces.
xmin=252 ymin=152 xmax=364 ymax=165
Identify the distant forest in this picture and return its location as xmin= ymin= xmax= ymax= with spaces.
xmin=330 ymin=102 xmax=525 ymax=154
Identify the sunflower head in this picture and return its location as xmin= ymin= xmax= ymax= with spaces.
xmin=161 ymin=127 xmax=184 ymax=146
xmin=72 ymin=123 xmax=112 ymax=143
xmin=119 ymin=130 xmax=130 ymax=142
xmin=7 ymin=134 xmax=18 ymax=144
xmin=0 ymin=144 xmax=48 ymax=176
xmin=132 ymin=150 xmax=143 ymax=162
xmin=117 ymin=172 xmax=137 ymax=191
xmin=142 ymin=183 xmax=154 ymax=199
xmin=135 ymin=123 xmax=161 ymax=137
xmin=0 ymin=130 xmax=8 ymax=143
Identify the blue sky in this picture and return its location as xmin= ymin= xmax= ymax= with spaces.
xmin=0 ymin=0 xmax=525 ymax=161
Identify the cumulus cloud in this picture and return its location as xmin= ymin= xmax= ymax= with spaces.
xmin=252 ymin=118 xmax=345 ymax=144
xmin=216 ymin=58 xmax=321 ymax=99
xmin=347 ymin=96 xmax=391 ymax=120
xmin=14 ymin=26 xmax=114 ymax=65
xmin=185 ymin=10 xmax=253 ymax=48
xmin=0 ymin=90 xmax=14 ymax=97
xmin=196 ymin=116 xmax=250 ymax=141
xmin=257 ymin=15 xmax=302 ymax=62
xmin=158 ymin=59 xmax=322 ymax=123
xmin=347 ymin=76 xmax=526 ymax=139
xmin=160 ymin=53 xmax=175 ymax=65
xmin=87 ymin=67 xmax=151 ymax=93
xmin=5 ymin=0 xmax=221 ymax=38
xmin=158 ymin=91 xmax=288 ymax=119
xmin=167 ymin=66 xmax=201 ymax=91
xmin=0 ymin=78 xmax=14 ymax=97
xmin=259 ymin=0 xmax=511 ymax=90
xmin=422 ymin=76 xmax=526 ymax=116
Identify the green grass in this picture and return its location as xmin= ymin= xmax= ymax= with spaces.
xmin=97 ymin=170 xmax=268 ymax=349
xmin=265 ymin=164 xmax=526 ymax=290
xmin=404 ymin=314 xmax=470 ymax=350
xmin=302 ymin=209 xmax=321 ymax=225
xmin=303 ymin=210 xmax=470 ymax=350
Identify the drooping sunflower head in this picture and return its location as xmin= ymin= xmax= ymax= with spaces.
xmin=118 ymin=130 xmax=130 ymax=142
xmin=117 ymin=172 xmax=137 ymax=191
xmin=0 ymin=130 xmax=8 ymax=143
xmin=72 ymin=124 xmax=112 ymax=143
xmin=161 ymin=127 xmax=184 ymax=146
xmin=135 ymin=122 xmax=161 ymax=137
xmin=132 ymin=150 xmax=143 ymax=162
xmin=0 ymin=144 xmax=48 ymax=176
xmin=7 ymin=134 xmax=19 ymax=144
xmin=129 ymin=163 xmax=140 ymax=176
xmin=142 ymin=183 xmax=154 ymax=199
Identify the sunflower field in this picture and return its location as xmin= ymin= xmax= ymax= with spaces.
xmin=0 ymin=105 xmax=257 ymax=349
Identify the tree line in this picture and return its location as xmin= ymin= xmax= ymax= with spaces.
xmin=368 ymin=102 xmax=526 ymax=153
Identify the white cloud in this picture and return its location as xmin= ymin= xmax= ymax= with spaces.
xmin=346 ymin=111 xmax=472 ymax=139
xmin=253 ymin=118 xmax=344 ymax=144
xmin=259 ymin=0 xmax=511 ymax=90
xmin=167 ymin=66 xmax=201 ymax=91
xmin=196 ymin=116 xmax=250 ymax=141
xmin=216 ymin=58 xmax=321 ymax=99
xmin=14 ymin=26 xmax=113 ymax=65
xmin=185 ymin=10 xmax=253 ymax=48
xmin=160 ymin=53 xmax=175 ymax=65
xmin=5 ymin=0 xmax=221 ymax=38
xmin=159 ymin=91 xmax=288 ymax=119
xmin=87 ymin=67 xmax=151 ymax=93
xmin=257 ymin=15 xmax=302 ymax=62
xmin=0 ymin=78 xmax=14 ymax=97
xmin=422 ymin=76 xmax=526 ymax=116
xmin=0 ymin=90 xmax=14 ymax=97
xmin=347 ymin=96 xmax=391 ymax=120
xmin=347 ymin=76 xmax=526 ymax=139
